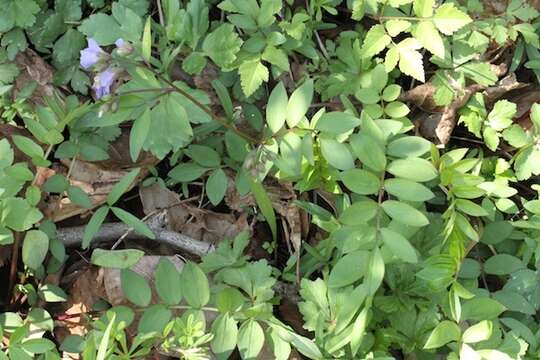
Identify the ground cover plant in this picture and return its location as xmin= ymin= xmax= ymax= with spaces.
xmin=0 ymin=0 xmax=540 ymax=359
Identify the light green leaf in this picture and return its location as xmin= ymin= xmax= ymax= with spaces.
xmin=266 ymin=82 xmax=288 ymax=133
xmin=211 ymin=313 xmax=238 ymax=360
xmin=412 ymin=21 xmax=445 ymax=58
xmin=387 ymin=158 xmax=437 ymax=181
xmin=239 ymin=59 xmax=269 ymax=97
xmin=250 ymin=178 xmax=277 ymax=241
xmin=130 ymin=109 xmax=151 ymax=162
xmin=155 ymin=258 xmax=182 ymax=305
xmin=22 ymin=230 xmax=49 ymax=270
xmin=384 ymin=178 xmax=434 ymax=201
xmin=396 ymin=38 xmax=425 ymax=82
xmin=462 ymin=320 xmax=492 ymax=344
xmin=340 ymin=169 xmax=380 ymax=195
xmin=361 ymin=24 xmax=391 ymax=58
xmin=328 ymin=250 xmax=369 ymax=288
xmin=413 ymin=0 xmax=434 ymax=17
xmin=202 ymin=24 xmax=242 ymax=67
xmin=238 ymin=320 xmax=264 ymax=360
xmin=380 ymin=227 xmax=417 ymax=263
xmin=315 ymin=112 xmax=361 ymax=135
xmin=433 ymin=3 xmax=472 ymax=35
xmin=286 ymin=79 xmax=313 ymax=127
xmin=424 ymin=320 xmax=461 ymax=349
xmin=381 ymin=200 xmax=429 ymax=227
xmin=320 ymin=138 xmax=355 ymax=170
xmin=141 ymin=16 xmax=152 ymax=62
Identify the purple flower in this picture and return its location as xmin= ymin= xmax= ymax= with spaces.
xmin=115 ymin=38 xmax=133 ymax=56
xmin=92 ymin=67 xmax=117 ymax=99
xmin=80 ymin=38 xmax=106 ymax=69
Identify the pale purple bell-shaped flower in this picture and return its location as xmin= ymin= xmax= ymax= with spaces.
xmin=80 ymin=38 xmax=106 ymax=69
xmin=92 ymin=67 xmax=117 ymax=99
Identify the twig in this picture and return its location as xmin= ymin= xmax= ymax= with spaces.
xmin=58 ymin=211 xmax=214 ymax=257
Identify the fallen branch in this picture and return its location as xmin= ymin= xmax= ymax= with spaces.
xmin=57 ymin=211 xmax=214 ymax=257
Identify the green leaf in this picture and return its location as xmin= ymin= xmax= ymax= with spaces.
xmin=180 ymin=262 xmax=210 ymax=308
xmin=2 ymin=28 xmax=27 ymax=60
xmin=183 ymin=52 xmax=207 ymax=75
xmin=461 ymin=297 xmax=506 ymax=321
xmin=315 ymin=112 xmax=361 ymax=135
xmin=239 ymin=59 xmax=269 ymax=97
xmin=238 ymin=320 xmax=264 ymax=360
xmin=361 ymin=24 xmax=391 ymax=58
xmin=381 ymin=200 xmax=429 ymax=227
xmin=43 ymin=174 xmax=69 ymax=193
xmin=12 ymin=135 xmax=44 ymax=159
xmin=211 ymin=313 xmax=238 ymax=360
xmin=168 ymin=162 xmax=208 ymax=182
xmin=21 ymin=338 xmax=55 ymax=354
xmin=60 ymin=335 xmax=85 ymax=353
xmin=320 ymin=138 xmax=355 ymax=170
xmin=202 ymin=23 xmax=242 ymax=67
xmin=249 ymin=179 xmax=277 ymax=241
xmin=286 ymin=79 xmax=313 ymax=127
xmin=141 ymin=16 xmax=152 ymax=61
xmin=480 ymin=221 xmax=513 ymax=245
xmin=384 ymin=178 xmax=434 ymax=201
xmin=484 ymin=254 xmax=524 ymax=275
xmin=350 ymin=133 xmax=386 ymax=172
xmin=121 ymin=269 xmax=152 ymax=307
xmin=79 ymin=13 xmax=123 ymax=45
xmin=207 ymin=169 xmax=228 ymax=205
xmin=413 ymin=0 xmax=434 ymax=17
xmin=462 ymin=320 xmax=492 ymax=344
xmin=0 ymin=63 xmax=19 ymax=84
xmin=0 ymin=0 xmax=40 ymax=32
xmin=424 ymin=320 xmax=461 ymax=349
xmin=91 ymin=248 xmax=144 ymax=269
xmin=433 ymin=3 xmax=472 ymax=35
xmin=387 ymin=158 xmax=437 ymax=182
xmin=455 ymin=199 xmax=488 ymax=217
xmin=53 ymin=29 xmax=85 ymax=65
xmin=385 ymin=19 xmax=411 ymax=37
xmin=384 ymin=101 xmax=410 ymax=118
xmin=328 ymin=250 xmax=369 ymax=288
xmin=111 ymin=207 xmax=155 ymax=239
xmin=266 ymin=82 xmax=288 ymax=133
xmin=82 ymin=206 xmax=109 ymax=249
xmin=366 ymin=247 xmax=385 ymax=295
xmin=340 ymin=169 xmax=380 ymax=195
xmin=96 ymin=312 xmax=115 ymax=360
xmin=38 ymin=284 xmax=68 ymax=302
xmin=67 ymin=186 xmax=92 ymax=208
xmin=387 ymin=136 xmax=431 ymax=158
xmin=396 ymin=38 xmax=425 ymax=82
xmin=412 ymin=21 xmax=445 ymax=58
xmin=487 ymin=100 xmax=516 ymax=131
xmin=107 ymin=168 xmax=140 ymax=205
xmin=129 ymin=109 xmax=151 ymax=162
xmin=339 ymin=200 xmax=378 ymax=224
xmin=22 ymin=230 xmax=49 ymax=270
xmin=380 ymin=227 xmax=418 ymax=263
xmin=138 ymin=304 xmax=171 ymax=333
xmin=154 ymin=258 xmax=182 ymax=305
xmin=185 ymin=145 xmax=221 ymax=167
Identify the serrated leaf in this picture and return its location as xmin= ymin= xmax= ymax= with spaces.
xmin=396 ymin=38 xmax=425 ymax=82
xmin=202 ymin=23 xmax=242 ymax=67
xmin=433 ymin=3 xmax=472 ymax=35
xmin=361 ymin=24 xmax=391 ymax=58
xmin=239 ymin=59 xmax=269 ymax=97
xmin=412 ymin=22 xmax=445 ymax=58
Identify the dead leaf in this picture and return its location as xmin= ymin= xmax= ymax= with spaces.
xmin=140 ymin=183 xmax=250 ymax=244
xmin=14 ymin=49 xmax=55 ymax=105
